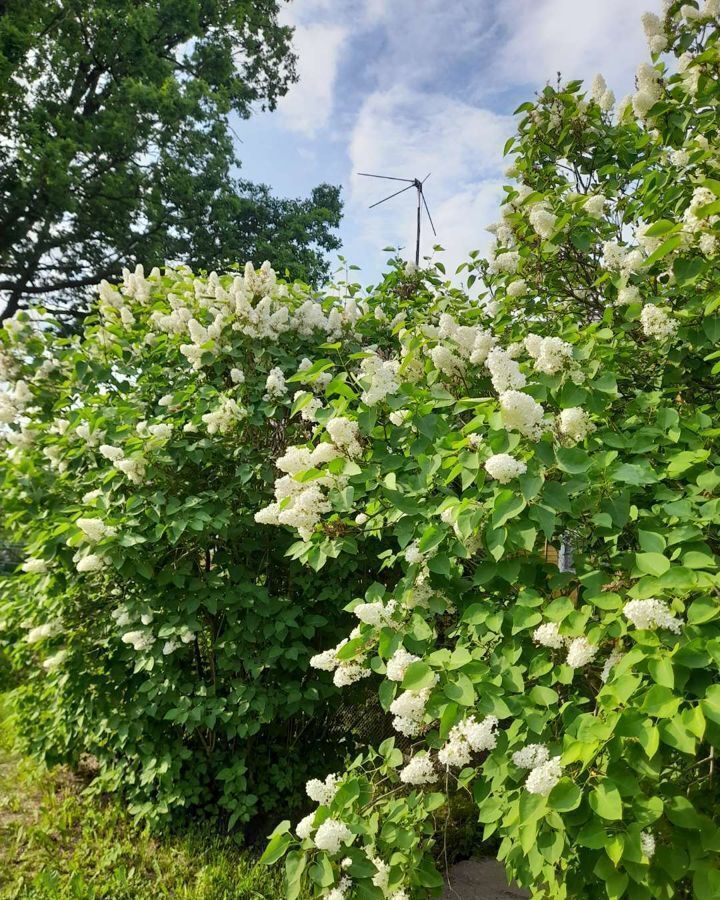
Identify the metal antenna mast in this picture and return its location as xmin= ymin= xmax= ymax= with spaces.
xmin=357 ymin=172 xmax=437 ymax=266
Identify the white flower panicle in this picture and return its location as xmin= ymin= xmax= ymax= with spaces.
xmin=306 ymin=773 xmax=340 ymax=805
xmin=558 ymin=407 xmax=595 ymax=443
xmin=313 ymin=819 xmax=353 ymax=854
xmin=438 ymin=715 xmax=499 ymax=768
xmin=400 ymin=753 xmax=438 ymax=785
xmin=512 ymin=744 xmax=550 ymax=769
xmin=601 ymin=648 xmax=625 ymax=683
xmin=641 ymin=831 xmax=656 ymax=858
xmin=353 ymin=599 xmax=397 ymax=628
xmin=296 ymin=813 xmax=315 ymax=840
xmin=76 ymin=517 xmax=116 ymax=542
xmin=624 ymin=598 xmax=683 ymax=633
xmin=386 ymin=646 xmax=420 ymax=682
xmin=533 ymin=622 xmax=565 ymax=649
xmin=390 ymin=686 xmax=434 ymax=737
xmin=499 ymin=390 xmax=546 ymax=440
xmin=75 ymin=553 xmax=106 ymax=573
xmin=26 ymin=622 xmax=61 ymax=644
xmin=641 ymin=304 xmax=677 ymax=340
xmin=525 ymin=756 xmax=563 ymax=795
xmin=484 ymin=453 xmax=527 ymax=484
xmin=486 ymin=347 xmax=526 ymax=393
xmin=265 ymin=367 xmax=287 ymax=400
xmin=22 ymin=557 xmax=48 ymax=574
xmin=566 ymin=637 xmax=598 ymax=669
xmin=524 ymin=334 xmax=573 ymax=375
xmin=359 ymin=352 xmax=400 ymax=405
xmin=326 ymin=417 xmax=362 ymax=458
xmin=121 ymin=630 xmax=154 ymax=652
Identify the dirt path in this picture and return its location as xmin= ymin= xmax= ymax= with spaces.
xmin=443 ymin=859 xmax=530 ymax=900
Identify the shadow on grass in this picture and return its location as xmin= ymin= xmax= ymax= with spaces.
xmin=0 ymin=693 xmax=287 ymax=900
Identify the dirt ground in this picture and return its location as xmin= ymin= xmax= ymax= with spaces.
xmin=443 ymin=858 xmax=530 ymax=900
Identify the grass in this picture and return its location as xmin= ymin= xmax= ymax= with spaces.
xmin=0 ymin=694 xmax=286 ymax=900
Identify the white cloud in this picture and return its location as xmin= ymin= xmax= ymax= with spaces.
xmin=277 ymin=23 xmax=347 ymax=136
xmin=496 ymin=0 xmax=648 ymax=92
xmin=348 ymin=86 xmax=512 ymax=270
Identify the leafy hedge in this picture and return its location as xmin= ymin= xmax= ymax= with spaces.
xmin=255 ymin=5 xmax=720 ymax=899
xmin=2 ymin=2 xmax=720 ymax=899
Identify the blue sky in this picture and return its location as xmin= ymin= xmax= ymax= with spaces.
xmin=233 ymin=0 xmax=653 ymax=284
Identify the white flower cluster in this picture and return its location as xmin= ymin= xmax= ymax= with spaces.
xmin=641 ymin=830 xmax=656 ymax=858
xmin=354 ymin=599 xmax=397 ymax=628
xmin=566 ymin=637 xmax=598 ymax=669
xmin=0 ymin=380 xmax=32 ymax=425
xmin=201 ymin=396 xmax=247 ymax=434
xmin=121 ymin=630 xmax=154 ymax=652
xmin=314 ymin=819 xmax=354 ymax=854
xmin=600 ymin=648 xmax=624 ymax=683
xmin=326 ymin=416 xmax=362 ymax=458
xmin=623 ymin=598 xmax=683 ymax=633
xmin=684 ymin=186 xmax=718 ymax=234
xmin=533 ymin=622 xmax=597 ymax=668
xmin=601 ymin=241 xmax=644 ymax=275
xmin=640 ymin=304 xmax=677 ymax=340
xmin=616 ymin=284 xmax=641 ymax=306
xmin=399 ymin=753 xmax=438 ymax=785
xmin=390 ymin=686 xmax=434 ymax=737
xmin=437 ymin=313 xmax=496 ymax=365
xmin=438 ymin=715 xmax=499 ymax=768
xmin=325 ymin=876 xmax=352 ymax=900
xmin=265 ymin=367 xmax=287 ymax=400
xmin=525 ymin=755 xmax=563 ymax=796
xmin=255 ymin=442 xmax=341 ymax=540
xmin=533 ymin=622 xmax=565 ymax=649
xmin=115 ymin=456 xmax=146 ymax=484
xmin=306 ymin=773 xmax=340 ymax=805
xmin=590 ymin=74 xmax=615 ymax=112
xmin=22 ymin=557 xmax=48 ymax=574
xmin=633 ymin=63 xmax=663 ymax=120
xmin=524 ymin=334 xmax=573 ymax=375
xmin=528 ymin=203 xmax=558 ymax=240
xmin=359 ymin=352 xmax=400 ymax=405
xmin=310 ymin=636 xmax=372 ymax=688
xmin=386 ymin=646 xmax=420 ymax=682
xmin=642 ymin=12 xmax=668 ymax=55
xmin=486 ymin=347 xmax=526 ymax=393
xmin=558 ymin=407 xmax=595 ymax=443
xmin=499 ymin=390 xmax=546 ymax=440
xmin=75 ymin=552 xmax=107 ymax=573
xmin=512 ymin=743 xmax=550 ymax=769
xmin=76 ymin=517 xmax=116 ymax=542
xmin=583 ymin=193 xmax=608 ymax=218
xmin=294 ymin=390 xmax=323 ymax=423
xmin=430 ymin=344 xmax=465 ymax=378
xmin=26 ymin=621 xmax=61 ymax=644
xmin=484 ymin=453 xmax=527 ymax=484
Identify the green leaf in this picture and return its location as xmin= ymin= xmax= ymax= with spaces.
xmin=402 ymin=661 xmax=437 ymax=692
xmin=635 ymin=552 xmax=670 ymax=576
xmin=548 ymin=779 xmax=582 ymax=812
xmin=589 ymin=782 xmax=623 ymax=821
xmin=644 ymin=233 xmax=683 ymax=267
xmin=260 ymin=828 xmax=292 ymax=865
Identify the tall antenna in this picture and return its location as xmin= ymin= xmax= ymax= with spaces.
xmin=358 ymin=172 xmax=437 ymax=266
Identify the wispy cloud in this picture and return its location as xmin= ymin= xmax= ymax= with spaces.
xmin=236 ymin=0 xmax=661 ymax=278
xmin=349 ymin=85 xmax=512 ymax=268
xmin=276 ymin=22 xmax=348 ymax=136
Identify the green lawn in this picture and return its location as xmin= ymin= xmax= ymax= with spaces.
xmin=0 ymin=694 xmax=286 ymax=900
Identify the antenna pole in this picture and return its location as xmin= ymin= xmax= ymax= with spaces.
xmin=415 ymin=182 xmax=421 ymax=266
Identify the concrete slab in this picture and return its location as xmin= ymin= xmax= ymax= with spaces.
xmin=442 ymin=858 xmax=530 ymax=900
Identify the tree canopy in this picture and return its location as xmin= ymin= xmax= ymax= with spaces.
xmin=0 ymin=0 xmax=342 ymax=321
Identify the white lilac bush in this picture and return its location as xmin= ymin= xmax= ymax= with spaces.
xmin=258 ymin=5 xmax=720 ymax=899
xmin=0 ymin=260 xmax=426 ymax=826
